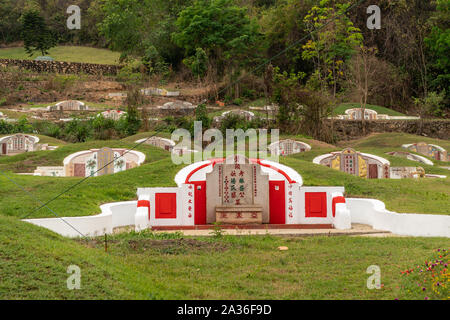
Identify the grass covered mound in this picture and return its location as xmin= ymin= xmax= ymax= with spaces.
xmin=333 ymin=103 xmax=406 ymax=116
xmin=0 ymin=218 xmax=448 ymax=300
xmin=0 ymin=46 xmax=121 ymax=65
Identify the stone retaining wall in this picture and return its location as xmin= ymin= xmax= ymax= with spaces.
xmin=0 ymin=58 xmax=120 ymax=76
xmin=328 ymin=119 xmax=450 ymax=140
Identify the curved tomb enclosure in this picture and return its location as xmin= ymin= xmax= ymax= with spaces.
xmin=331 ymin=107 xmax=419 ymax=120
xmin=386 ymin=151 xmax=434 ymax=166
xmin=47 ymin=100 xmax=88 ymax=112
xmin=268 ymin=139 xmax=311 ymax=156
xmin=100 ymin=110 xmax=127 ymax=120
xmin=0 ymin=134 xmax=56 ymax=156
xmin=214 ymin=110 xmax=255 ymax=123
xmin=313 ymin=148 xmax=390 ymax=179
xmin=402 ymin=142 xmax=448 ymax=162
xmin=33 ymin=147 xmax=145 ymax=177
xmin=135 ymin=136 xmax=176 ymax=151
xmin=345 ymin=108 xmax=379 ymax=120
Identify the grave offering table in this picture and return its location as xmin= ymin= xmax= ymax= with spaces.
xmin=216 ymin=205 xmax=263 ymax=224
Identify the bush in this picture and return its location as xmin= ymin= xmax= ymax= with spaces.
xmin=116 ymin=60 xmax=145 ymax=85
xmin=233 ymin=98 xmax=243 ymax=106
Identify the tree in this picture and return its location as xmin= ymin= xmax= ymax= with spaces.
xmin=99 ymin=0 xmax=191 ymax=66
xmin=425 ymin=0 xmax=450 ymax=106
xmin=271 ymin=67 xmax=332 ymax=142
xmin=347 ymin=46 xmax=378 ymax=134
xmin=21 ymin=10 xmax=55 ymax=56
xmin=173 ymin=0 xmax=262 ymax=93
xmin=302 ymin=0 xmax=363 ymax=97
xmin=123 ymin=88 xmax=143 ymax=136
xmin=183 ymin=48 xmax=209 ymax=80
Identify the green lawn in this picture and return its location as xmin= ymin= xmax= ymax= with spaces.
xmin=0 ymin=216 xmax=447 ymax=300
xmin=333 ymin=103 xmax=406 ymax=116
xmin=0 ymin=46 xmax=121 ymax=65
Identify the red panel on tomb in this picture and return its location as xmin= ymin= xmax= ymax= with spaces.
xmin=332 ymin=196 xmax=346 ymax=218
xmin=305 ymin=192 xmax=327 ymax=218
xmin=137 ymin=200 xmax=151 ymax=220
xmin=155 ymin=193 xmax=177 ymax=219
xmin=193 ymin=182 xmax=207 ymax=225
xmin=269 ymin=181 xmax=286 ymax=224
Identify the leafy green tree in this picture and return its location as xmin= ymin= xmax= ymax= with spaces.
xmin=195 ymin=103 xmax=211 ymax=128
xmin=302 ymin=0 xmax=363 ymax=97
xmin=21 ymin=10 xmax=56 ymax=56
xmin=425 ymin=0 xmax=450 ymax=104
xmin=173 ymin=0 xmax=262 ymax=86
xmin=183 ymin=48 xmax=209 ymax=79
xmin=99 ymin=0 xmax=191 ymax=66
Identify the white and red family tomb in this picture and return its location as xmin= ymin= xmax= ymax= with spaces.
xmin=135 ymin=155 xmax=348 ymax=230
xmin=23 ymin=155 xmax=450 ymax=238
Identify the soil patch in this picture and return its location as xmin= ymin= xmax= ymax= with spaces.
xmin=127 ymin=238 xmax=231 ymax=254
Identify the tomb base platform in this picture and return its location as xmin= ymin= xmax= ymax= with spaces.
xmin=151 ymin=224 xmax=334 ymax=231
xmin=216 ymin=205 xmax=263 ymax=224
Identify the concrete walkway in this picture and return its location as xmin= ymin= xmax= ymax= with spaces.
xmin=153 ymin=224 xmax=391 ymax=237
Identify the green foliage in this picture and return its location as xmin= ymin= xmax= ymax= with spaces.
xmin=173 ymin=0 xmax=262 ymax=77
xmin=116 ymin=60 xmax=144 ymax=85
xmin=425 ymin=0 xmax=450 ymax=103
xmin=195 ymin=103 xmax=211 ymax=128
xmin=0 ymin=117 xmax=33 ymax=134
xmin=99 ymin=0 xmax=191 ymax=67
xmin=183 ymin=47 xmax=208 ymax=78
xmin=142 ymin=45 xmax=170 ymax=76
xmin=302 ymin=0 xmax=363 ymax=95
xmin=210 ymin=222 xmax=225 ymax=238
xmin=21 ymin=10 xmax=56 ymax=57
xmin=233 ymin=98 xmax=243 ymax=106
xmin=271 ymin=67 xmax=332 ymax=141
xmin=413 ymin=91 xmax=446 ymax=117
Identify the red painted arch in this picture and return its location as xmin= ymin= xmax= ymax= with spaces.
xmin=184 ymin=158 xmax=296 ymax=184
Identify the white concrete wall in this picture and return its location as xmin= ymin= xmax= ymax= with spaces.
xmin=346 ymin=198 xmax=450 ymax=237
xmin=23 ymin=201 xmax=137 ymax=238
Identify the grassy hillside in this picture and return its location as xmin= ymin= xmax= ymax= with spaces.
xmin=0 ymin=133 xmax=448 ymax=218
xmin=0 ymin=46 xmax=121 ymax=65
xmin=333 ymin=103 xmax=406 ymax=116
xmin=0 ymin=132 xmax=448 ymax=300
xmin=0 ymin=215 xmax=448 ymax=300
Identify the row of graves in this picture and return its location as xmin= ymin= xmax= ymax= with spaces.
xmin=135 ymin=155 xmax=346 ymax=230
xmin=313 ymin=147 xmax=447 ymax=179
xmin=0 ymin=134 xmax=58 ymax=156
xmin=138 ymin=136 xmax=312 ymax=158
xmin=136 ymin=136 xmax=198 ymax=156
xmin=331 ymin=107 xmax=420 ymax=120
xmin=213 ymin=110 xmax=256 ymax=123
xmin=33 ymin=147 xmax=145 ymax=177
